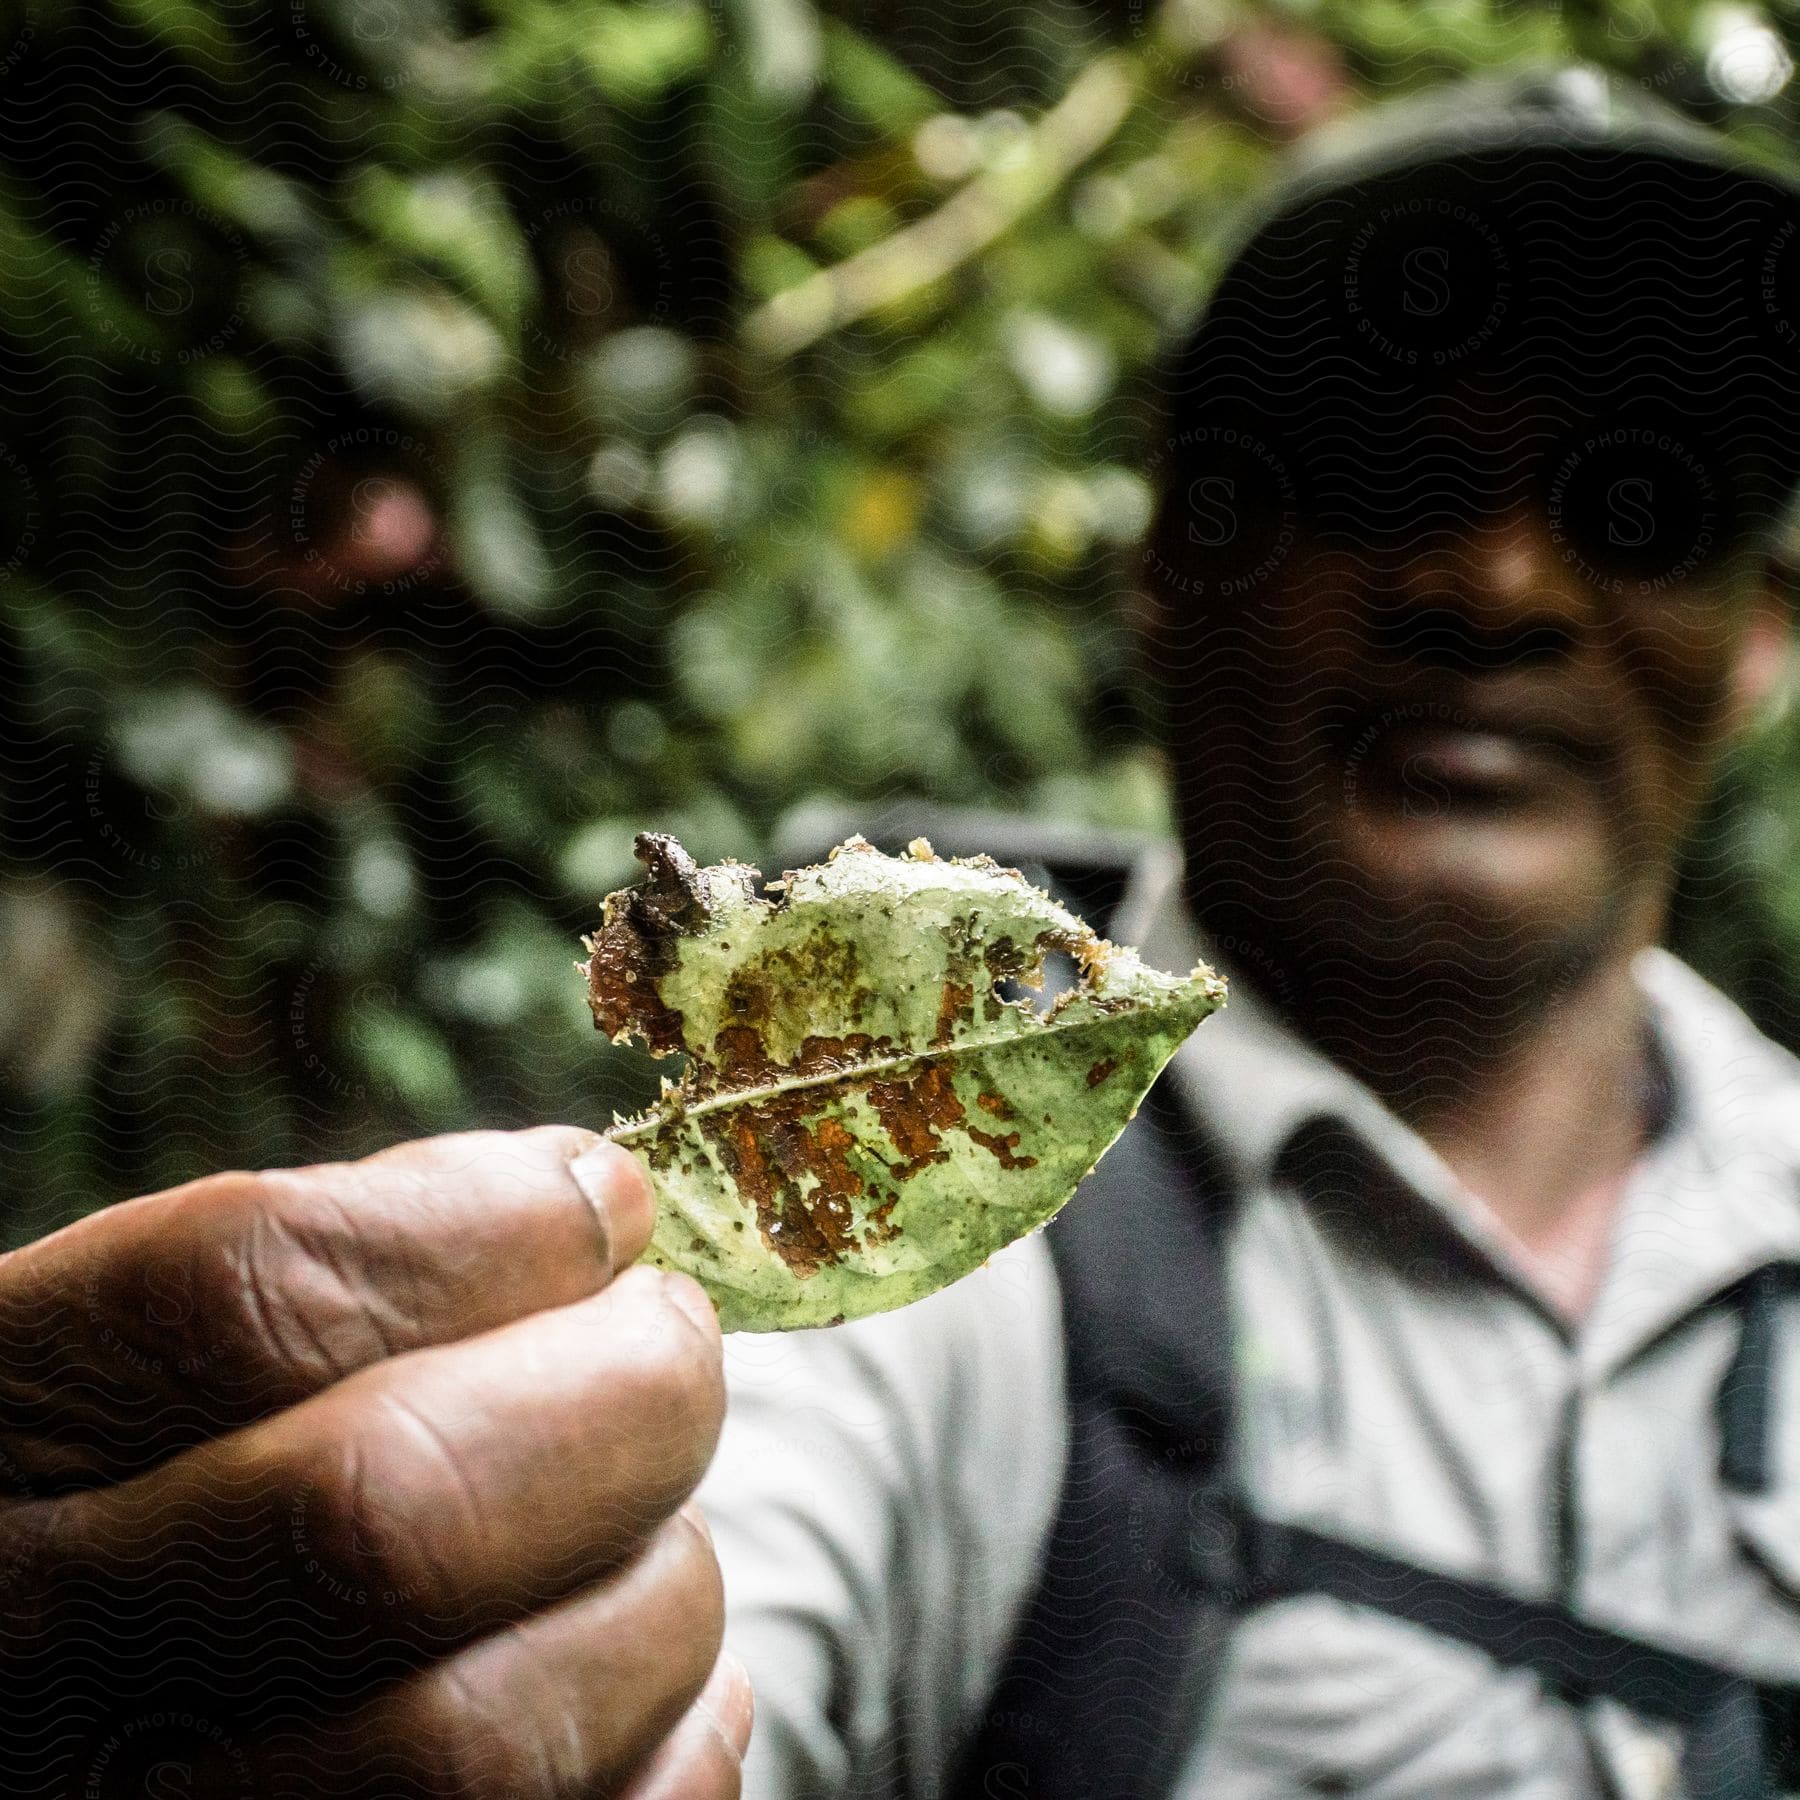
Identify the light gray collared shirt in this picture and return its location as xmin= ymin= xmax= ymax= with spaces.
xmin=700 ymin=850 xmax=1800 ymax=1800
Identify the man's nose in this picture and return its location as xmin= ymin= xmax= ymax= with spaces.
xmin=1367 ymin=507 xmax=1588 ymax=670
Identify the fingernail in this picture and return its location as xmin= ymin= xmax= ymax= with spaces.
xmin=696 ymin=1651 xmax=754 ymax=1760
xmin=660 ymin=1270 xmax=720 ymax=1338
xmin=568 ymin=1140 xmax=656 ymax=1276
xmin=679 ymin=1499 xmax=715 ymax=1549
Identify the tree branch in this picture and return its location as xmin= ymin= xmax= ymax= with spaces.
xmin=743 ymin=53 xmax=1138 ymax=360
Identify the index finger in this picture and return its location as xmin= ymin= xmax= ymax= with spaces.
xmin=0 ymin=1128 xmax=654 ymax=1492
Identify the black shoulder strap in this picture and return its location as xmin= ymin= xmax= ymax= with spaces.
xmin=948 ymin=1081 xmax=1240 ymax=1800
xmin=1241 ymin=1514 xmax=1780 ymax=1799
xmin=1718 ymin=1261 xmax=1800 ymax=1496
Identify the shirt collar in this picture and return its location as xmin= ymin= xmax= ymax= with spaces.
xmin=1114 ymin=844 xmax=1800 ymax=1360
xmin=1589 ymin=947 xmax=1800 ymax=1370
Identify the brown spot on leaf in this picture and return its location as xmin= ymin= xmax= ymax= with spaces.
xmin=722 ymin=966 xmax=777 ymax=1028
xmin=710 ymin=1028 xmax=896 ymax=1089
xmin=933 ymin=980 xmax=973 ymax=1047
xmin=584 ymin=921 xmax=686 ymax=1057
xmin=867 ymin=1063 xmax=965 ymax=1179
xmin=984 ymin=935 xmax=1029 ymax=981
xmin=1086 ymin=1056 xmax=1119 ymax=1088
xmin=583 ymin=835 xmax=716 ymax=1057
xmin=811 ymin=1118 xmax=864 ymax=1195
xmin=796 ymin=1032 xmax=893 ymax=1075
xmin=763 ymin=927 xmax=866 ymax=1017
xmin=713 ymin=1023 xmax=782 ymax=1085
xmin=696 ymin=1096 xmax=867 ymax=1279
xmin=630 ymin=833 xmax=711 ymax=930
xmin=968 ymin=1127 xmax=1037 ymax=1170
xmin=976 ymin=1090 xmax=1015 ymax=1120
xmin=863 ymin=1191 xmax=900 ymax=1245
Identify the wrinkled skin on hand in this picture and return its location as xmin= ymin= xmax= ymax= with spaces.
xmin=0 ymin=1127 xmax=750 ymax=1799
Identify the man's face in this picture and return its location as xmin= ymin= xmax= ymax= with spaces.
xmin=1157 ymin=384 xmax=1781 ymax=1009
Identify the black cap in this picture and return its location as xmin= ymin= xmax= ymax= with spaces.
xmin=1152 ymin=65 xmax=1800 ymax=580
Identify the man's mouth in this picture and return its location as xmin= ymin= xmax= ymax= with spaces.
xmin=1333 ymin=692 xmax=1607 ymax=811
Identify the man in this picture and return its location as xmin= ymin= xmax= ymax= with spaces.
xmin=4 ymin=62 xmax=1796 ymax=1800
xmin=698 ymin=69 xmax=1800 ymax=1798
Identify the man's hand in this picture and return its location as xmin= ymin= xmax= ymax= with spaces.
xmin=0 ymin=1127 xmax=750 ymax=1798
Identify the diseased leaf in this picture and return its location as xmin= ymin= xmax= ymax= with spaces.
xmin=581 ymin=832 xmax=1225 ymax=1332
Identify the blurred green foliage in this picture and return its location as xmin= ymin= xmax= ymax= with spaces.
xmin=1 ymin=0 xmax=1798 ymax=1238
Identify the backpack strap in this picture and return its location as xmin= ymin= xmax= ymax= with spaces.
xmin=1716 ymin=1260 xmax=1800 ymax=1792
xmin=1718 ymin=1261 xmax=1800 ymax=1496
xmin=947 ymin=1080 xmax=1241 ymax=1800
xmin=1237 ymin=1510 xmax=1779 ymax=1800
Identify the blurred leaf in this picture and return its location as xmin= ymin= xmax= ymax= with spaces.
xmin=347 ymin=998 xmax=464 ymax=1117
xmin=337 ymin=279 xmax=507 ymax=414
xmin=114 ymin=689 xmax=295 ymax=820
xmin=820 ymin=18 xmax=940 ymax=131
xmin=576 ymin=0 xmax=711 ymax=102
xmin=350 ymin=167 xmax=534 ymax=329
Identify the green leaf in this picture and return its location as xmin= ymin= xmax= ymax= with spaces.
xmin=576 ymin=1 xmax=712 ymax=104
xmin=819 ymin=19 xmax=940 ymax=134
xmin=348 ymin=167 xmax=533 ymax=330
xmin=583 ymin=832 xmax=1224 ymax=1331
